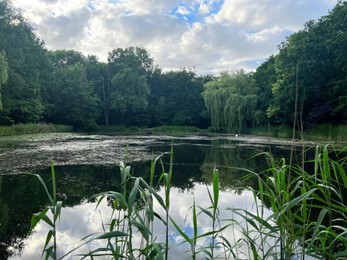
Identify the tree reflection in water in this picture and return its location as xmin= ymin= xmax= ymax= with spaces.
xmin=0 ymin=134 xmax=302 ymax=258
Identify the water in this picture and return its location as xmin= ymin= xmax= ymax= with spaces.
xmin=0 ymin=133 xmax=313 ymax=259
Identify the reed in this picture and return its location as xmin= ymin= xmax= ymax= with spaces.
xmin=305 ymin=124 xmax=347 ymax=141
xmin=27 ymin=163 xmax=62 ymax=260
xmin=30 ymin=145 xmax=347 ymax=259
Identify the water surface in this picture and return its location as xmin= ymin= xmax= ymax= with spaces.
xmin=0 ymin=133 xmax=314 ymax=259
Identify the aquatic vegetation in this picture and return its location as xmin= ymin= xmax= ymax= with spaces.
xmin=30 ymin=145 xmax=347 ymax=259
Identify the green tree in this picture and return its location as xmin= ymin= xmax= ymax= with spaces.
xmin=148 ymin=69 xmax=209 ymax=127
xmin=267 ymin=1 xmax=347 ymax=126
xmin=44 ymin=50 xmax=99 ymax=129
xmin=253 ymin=55 xmax=276 ymax=126
xmin=0 ymin=52 xmax=8 ymax=109
xmin=107 ymin=47 xmax=153 ymax=126
xmin=0 ymin=0 xmax=45 ymax=123
xmin=203 ymin=70 xmax=257 ymax=132
xmin=110 ymin=67 xmax=150 ymax=124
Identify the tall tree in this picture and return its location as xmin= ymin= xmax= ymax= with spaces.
xmin=253 ymin=55 xmax=276 ymax=126
xmin=203 ymin=70 xmax=257 ymax=132
xmin=107 ymin=47 xmax=153 ymax=125
xmin=0 ymin=0 xmax=45 ymax=123
xmin=44 ymin=50 xmax=99 ymax=129
xmin=147 ymin=69 xmax=210 ymax=127
xmin=267 ymin=1 xmax=347 ymax=126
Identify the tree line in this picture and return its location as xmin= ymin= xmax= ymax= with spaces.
xmin=204 ymin=1 xmax=347 ymax=132
xmin=0 ymin=0 xmax=346 ymax=131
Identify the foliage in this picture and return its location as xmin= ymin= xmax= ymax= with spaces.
xmin=27 ymin=164 xmax=62 ymax=259
xmin=203 ymin=70 xmax=258 ymax=133
xmin=0 ymin=123 xmax=72 ymax=136
xmin=305 ymin=124 xmax=347 ymax=142
xmin=0 ymin=0 xmax=346 ymax=132
xmin=44 ymin=50 xmax=99 ymax=130
xmin=265 ymin=2 xmax=347 ymax=126
xmin=0 ymin=0 xmax=45 ymax=124
xmin=105 ymin=47 xmax=153 ymax=126
xmin=0 ymin=51 xmax=8 ymax=109
xmin=30 ymin=145 xmax=347 ymax=259
xmin=148 ymin=69 xmax=210 ymax=128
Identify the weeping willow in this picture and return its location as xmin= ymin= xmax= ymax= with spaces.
xmin=203 ymin=71 xmax=258 ymax=133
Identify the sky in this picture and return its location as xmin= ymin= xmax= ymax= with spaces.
xmin=11 ymin=0 xmax=338 ymax=75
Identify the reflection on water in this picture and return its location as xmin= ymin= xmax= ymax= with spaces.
xmin=0 ymin=133 xmax=309 ymax=259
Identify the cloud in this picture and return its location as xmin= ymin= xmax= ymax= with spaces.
xmin=12 ymin=0 xmax=338 ymax=74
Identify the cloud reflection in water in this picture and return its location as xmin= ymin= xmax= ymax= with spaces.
xmin=10 ymin=183 xmax=268 ymax=259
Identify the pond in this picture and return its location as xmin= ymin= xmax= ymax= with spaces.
xmin=0 ymin=133 xmax=319 ymax=259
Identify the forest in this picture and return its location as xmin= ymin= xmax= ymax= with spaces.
xmin=0 ymin=0 xmax=346 ymax=132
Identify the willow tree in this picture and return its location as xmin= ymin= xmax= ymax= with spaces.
xmin=203 ymin=70 xmax=257 ymax=133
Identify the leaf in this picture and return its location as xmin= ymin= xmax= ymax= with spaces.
xmin=212 ymin=168 xmax=219 ymax=214
xmin=192 ymin=200 xmax=198 ymax=247
xmin=42 ymin=230 xmax=53 ymax=256
xmin=54 ymin=201 xmax=62 ymax=222
xmin=131 ymin=220 xmax=151 ymax=240
xmin=96 ymin=231 xmax=128 ymax=239
xmin=42 ymin=214 xmax=54 ymax=228
xmin=169 ymin=216 xmax=192 ymax=246
xmin=198 ymin=206 xmax=213 ymax=219
xmin=128 ymin=178 xmax=140 ymax=214
xmin=26 ymin=173 xmax=53 ymax=203
xmin=140 ymin=178 xmax=166 ymax=209
xmin=30 ymin=208 xmax=49 ymax=230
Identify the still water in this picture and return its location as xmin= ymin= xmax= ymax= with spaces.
xmin=0 ymin=133 xmax=314 ymax=259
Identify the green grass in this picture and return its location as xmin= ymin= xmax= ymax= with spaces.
xmin=0 ymin=123 xmax=72 ymax=136
xmin=248 ymin=124 xmax=347 ymax=142
xmin=30 ymin=145 xmax=347 ymax=259
xmin=305 ymin=124 xmax=347 ymax=142
xmin=248 ymin=125 xmax=294 ymax=138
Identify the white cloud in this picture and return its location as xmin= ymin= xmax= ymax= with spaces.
xmin=12 ymin=0 xmax=338 ymax=74
xmin=176 ymin=5 xmax=191 ymax=15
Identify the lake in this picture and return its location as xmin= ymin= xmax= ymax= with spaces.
xmin=0 ymin=133 xmax=320 ymax=259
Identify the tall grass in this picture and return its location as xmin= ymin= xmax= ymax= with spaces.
xmin=0 ymin=123 xmax=72 ymax=136
xmin=30 ymin=145 xmax=347 ymax=259
xmin=305 ymin=124 xmax=347 ymax=141
xmin=27 ymin=163 xmax=62 ymax=259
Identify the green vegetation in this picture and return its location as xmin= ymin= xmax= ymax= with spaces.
xmin=0 ymin=123 xmax=72 ymax=136
xmin=305 ymin=124 xmax=347 ymax=142
xmin=28 ymin=164 xmax=62 ymax=259
xmin=203 ymin=70 xmax=258 ymax=133
xmin=0 ymin=0 xmax=345 ymax=134
xmin=30 ymin=145 xmax=347 ymax=259
xmin=152 ymin=125 xmax=200 ymax=135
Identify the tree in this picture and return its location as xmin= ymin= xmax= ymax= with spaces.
xmin=267 ymin=1 xmax=347 ymax=126
xmin=107 ymin=47 xmax=153 ymax=126
xmin=147 ymin=69 xmax=209 ymax=127
xmin=203 ymin=70 xmax=257 ymax=132
xmin=253 ymin=55 xmax=276 ymax=126
xmin=0 ymin=51 xmax=8 ymax=109
xmin=85 ymin=55 xmax=110 ymax=126
xmin=0 ymin=0 xmax=45 ymax=123
xmin=44 ymin=50 xmax=99 ymax=129
xmin=110 ymin=67 xmax=150 ymax=124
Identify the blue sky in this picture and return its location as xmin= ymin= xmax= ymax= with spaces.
xmin=12 ymin=0 xmax=338 ymax=75
xmin=169 ymin=0 xmax=224 ymax=25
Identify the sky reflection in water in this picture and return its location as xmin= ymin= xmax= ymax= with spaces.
xmin=10 ymin=184 xmax=264 ymax=260
xmin=0 ymin=133 xmax=307 ymax=259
